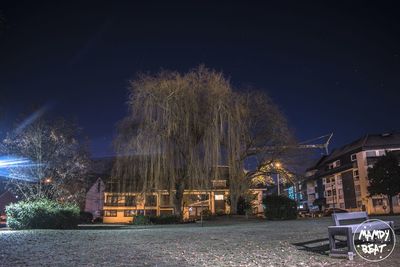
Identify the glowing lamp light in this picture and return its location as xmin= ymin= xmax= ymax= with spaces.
xmin=274 ymin=162 xmax=282 ymax=168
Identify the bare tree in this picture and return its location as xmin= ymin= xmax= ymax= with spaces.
xmin=226 ymin=91 xmax=293 ymax=214
xmin=1 ymin=118 xmax=90 ymax=204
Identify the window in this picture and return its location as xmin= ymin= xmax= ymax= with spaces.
xmin=104 ymin=210 xmax=117 ymax=217
xmin=145 ymin=195 xmax=157 ymax=206
xmin=327 ymin=190 xmax=332 ymax=197
xmin=125 ymin=196 xmax=136 ymax=206
xmin=106 ymin=195 xmax=123 ymax=206
xmin=333 ymin=160 xmax=341 ymax=168
xmin=323 ymin=178 xmax=326 ymax=184
xmin=355 ymin=185 xmax=361 ymax=192
xmin=366 ymin=151 xmax=377 ymax=157
xmin=145 ymin=209 xmax=157 ymax=216
xmin=350 ymin=153 xmax=357 ymax=161
xmin=340 ymin=203 xmax=345 ymax=209
xmin=124 ymin=210 xmax=136 ymax=217
xmin=328 ymin=160 xmax=340 ymax=169
xmin=160 ymin=194 xmax=172 ymax=206
xmin=357 ymin=201 xmax=362 ymax=207
xmin=353 ymin=170 xmax=359 ymax=180
xmin=215 ymin=194 xmax=224 ymax=200
xmin=372 ymin=199 xmax=383 ymax=206
xmin=326 ymin=178 xmax=330 ymax=183
xmin=332 ymin=189 xmax=336 ymax=196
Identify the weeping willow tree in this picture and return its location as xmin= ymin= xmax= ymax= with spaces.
xmin=113 ymin=66 xmax=239 ymax=216
xmin=113 ymin=66 xmax=292 ymax=216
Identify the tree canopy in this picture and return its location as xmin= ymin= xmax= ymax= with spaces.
xmin=113 ymin=66 xmax=292 ymax=215
xmin=1 ymin=117 xmax=90 ymax=204
xmin=368 ymin=151 xmax=400 ymax=215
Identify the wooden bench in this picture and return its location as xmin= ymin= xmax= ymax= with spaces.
xmin=328 ymin=211 xmax=394 ymax=260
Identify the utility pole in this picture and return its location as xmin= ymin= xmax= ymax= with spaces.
xmin=277 ymin=172 xmax=280 ymax=196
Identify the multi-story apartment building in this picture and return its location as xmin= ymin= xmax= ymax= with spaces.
xmin=305 ymin=133 xmax=400 ymax=215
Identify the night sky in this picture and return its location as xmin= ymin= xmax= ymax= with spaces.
xmin=1 ymin=1 xmax=399 ymax=158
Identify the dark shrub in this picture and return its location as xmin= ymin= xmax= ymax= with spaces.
xmin=79 ymin=211 xmax=94 ymax=224
xmin=132 ymin=214 xmax=151 ymax=225
xmin=132 ymin=214 xmax=180 ymax=225
xmin=200 ymin=209 xmax=212 ymax=217
xmin=93 ymin=217 xmax=103 ymax=224
xmin=263 ymin=195 xmax=297 ymax=220
xmin=215 ymin=209 xmax=225 ymax=216
xmin=149 ymin=214 xmax=180 ymax=224
xmin=237 ymin=195 xmax=254 ymax=215
xmin=5 ymin=199 xmax=80 ymax=229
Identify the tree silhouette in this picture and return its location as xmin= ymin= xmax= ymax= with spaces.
xmin=368 ymin=151 xmax=400 ymax=215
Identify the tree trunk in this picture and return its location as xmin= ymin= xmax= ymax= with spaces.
xmin=229 ymin=193 xmax=239 ymax=215
xmin=388 ymin=194 xmax=394 ymax=215
xmin=174 ymin=181 xmax=185 ymax=219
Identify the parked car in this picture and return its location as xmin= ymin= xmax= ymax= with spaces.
xmin=323 ymin=208 xmax=348 ymax=216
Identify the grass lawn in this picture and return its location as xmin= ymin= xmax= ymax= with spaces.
xmin=0 ymin=216 xmax=399 ymax=266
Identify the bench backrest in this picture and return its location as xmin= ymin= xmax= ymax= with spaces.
xmin=333 ymin=211 xmax=368 ymax=226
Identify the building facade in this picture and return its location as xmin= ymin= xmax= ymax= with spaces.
xmin=103 ymin=178 xmax=266 ymax=224
xmin=306 ymin=133 xmax=400 ymax=215
xmin=84 ymin=178 xmax=105 ymax=219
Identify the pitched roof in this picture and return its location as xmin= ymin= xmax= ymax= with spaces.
xmin=310 ymin=132 xmax=400 ymax=169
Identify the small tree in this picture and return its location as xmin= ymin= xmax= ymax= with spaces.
xmin=1 ymin=117 xmax=90 ymax=205
xmin=368 ymin=151 xmax=400 ymax=215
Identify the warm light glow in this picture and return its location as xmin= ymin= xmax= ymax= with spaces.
xmin=274 ymin=162 xmax=282 ymax=168
xmin=45 ymin=178 xmax=52 ymax=183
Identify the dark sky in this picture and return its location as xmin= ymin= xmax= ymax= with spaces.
xmin=1 ymin=1 xmax=399 ymax=158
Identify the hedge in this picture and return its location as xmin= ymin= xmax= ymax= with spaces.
xmin=132 ymin=214 xmax=180 ymax=225
xmin=262 ymin=195 xmax=297 ymax=220
xmin=5 ymin=198 xmax=80 ymax=230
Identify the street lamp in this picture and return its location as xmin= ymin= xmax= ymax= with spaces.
xmin=275 ymin=162 xmax=281 ymax=196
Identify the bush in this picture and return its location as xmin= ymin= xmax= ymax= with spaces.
xmin=79 ymin=211 xmax=93 ymax=224
xmin=149 ymin=214 xmax=180 ymax=224
xmin=263 ymin=195 xmax=297 ymax=220
xmin=215 ymin=209 xmax=225 ymax=216
xmin=133 ymin=214 xmax=181 ymax=225
xmin=237 ymin=195 xmax=254 ymax=215
xmin=132 ymin=214 xmax=151 ymax=225
xmin=93 ymin=217 xmax=103 ymax=224
xmin=5 ymin=198 xmax=80 ymax=229
xmin=200 ymin=209 xmax=212 ymax=217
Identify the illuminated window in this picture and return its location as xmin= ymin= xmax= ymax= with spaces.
xmin=215 ymin=194 xmax=224 ymax=200
xmin=104 ymin=210 xmax=117 ymax=217
xmin=125 ymin=196 xmax=136 ymax=206
xmin=124 ymin=210 xmax=136 ymax=217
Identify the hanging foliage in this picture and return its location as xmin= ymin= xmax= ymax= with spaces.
xmin=113 ymin=66 xmax=292 ymax=216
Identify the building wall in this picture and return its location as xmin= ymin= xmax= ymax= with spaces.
xmin=84 ymin=178 xmax=105 ymax=219
xmin=103 ymin=189 xmax=265 ymax=224
xmin=310 ymin=148 xmax=400 ymax=214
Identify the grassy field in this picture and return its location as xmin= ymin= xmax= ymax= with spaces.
xmin=0 ymin=216 xmax=399 ymax=266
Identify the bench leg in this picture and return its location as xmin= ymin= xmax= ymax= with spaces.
xmin=347 ymin=228 xmax=355 ymax=260
xmin=329 ymin=231 xmax=337 ymax=251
